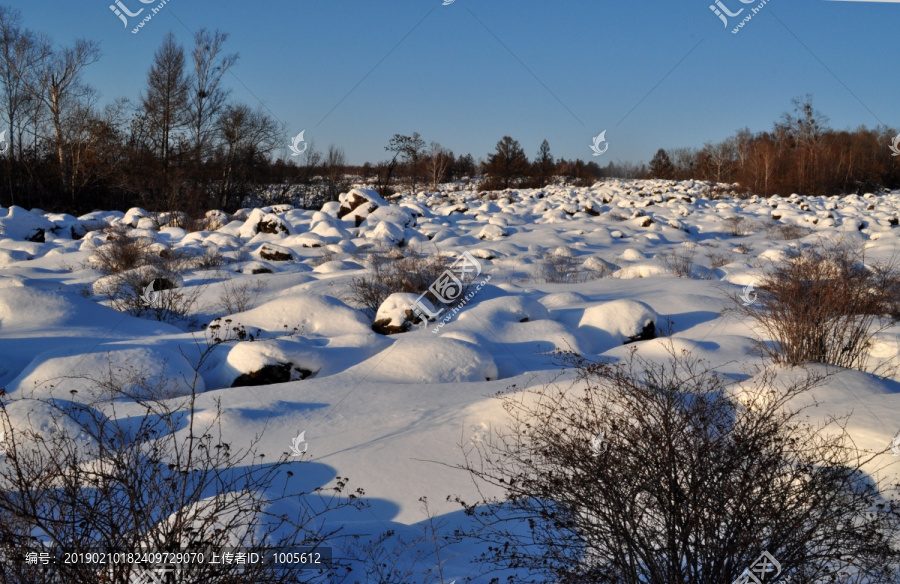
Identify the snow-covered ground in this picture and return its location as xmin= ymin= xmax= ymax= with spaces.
xmin=2 ymin=178 xmax=900 ymax=580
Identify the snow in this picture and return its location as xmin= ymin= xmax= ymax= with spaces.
xmin=3 ymin=178 xmax=900 ymax=580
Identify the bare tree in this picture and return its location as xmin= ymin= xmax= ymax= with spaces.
xmin=425 ymin=141 xmax=452 ymax=191
xmin=323 ymin=144 xmax=348 ymax=203
xmin=188 ymin=28 xmax=238 ymax=162
xmin=387 ymin=132 xmax=425 ymax=194
xmin=13 ymin=36 xmax=99 ymax=202
xmin=457 ymin=348 xmax=900 ymax=584
xmin=214 ymin=103 xmax=282 ymax=209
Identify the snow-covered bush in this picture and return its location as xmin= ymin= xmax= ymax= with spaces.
xmin=458 ymin=348 xmax=900 ymax=583
xmin=735 ymin=240 xmax=900 ymax=370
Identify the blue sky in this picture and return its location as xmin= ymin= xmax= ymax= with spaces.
xmin=13 ymin=0 xmax=900 ymax=165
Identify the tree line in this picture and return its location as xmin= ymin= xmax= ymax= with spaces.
xmin=0 ymin=4 xmax=896 ymax=216
xmin=647 ymin=95 xmax=900 ymax=196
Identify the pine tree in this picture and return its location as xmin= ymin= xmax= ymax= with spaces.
xmin=649 ymin=148 xmax=676 ymax=179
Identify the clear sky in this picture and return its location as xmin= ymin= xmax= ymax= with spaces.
xmin=11 ymin=0 xmax=900 ymax=165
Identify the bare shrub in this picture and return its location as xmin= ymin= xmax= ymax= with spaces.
xmin=89 ymin=226 xmax=155 ymax=274
xmin=0 ymin=332 xmax=363 ymax=584
xmin=348 ymin=250 xmax=457 ymax=317
xmin=310 ymin=247 xmax=337 ymax=267
xmin=457 ymin=348 xmax=900 ymax=584
xmin=540 ymin=252 xmax=581 ymax=284
xmin=734 ymin=242 xmax=754 ymax=255
xmin=219 ymin=278 xmax=269 ymax=314
xmin=193 ymin=245 xmax=228 ymax=270
xmin=723 ymin=215 xmax=747 ymax=236
xmin=766 ymin=222 xmax=809 ymax=240
xmin=98 ymin=266 xmax=204 ymax=325
xmin=89 ymin=227 xmax=203 ymax=324
xmin=659 ymin=244 xmax=696 ymax=278
xmin=733 ymin=241 xmax=900 ymax=369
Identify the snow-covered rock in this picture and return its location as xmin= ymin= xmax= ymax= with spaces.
xmin=578 ymin=299 xmax=658 ymax=351
xmin=372 ymin=293 xmax=435 ymax=335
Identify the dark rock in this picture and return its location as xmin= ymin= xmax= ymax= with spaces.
xmin=257 ymin=218 xmax=288 ymax=235
xmin=623 ymin=321 xmax=656 ymax=345
xmin=231 ymin=363 xmax=312 ymax=388
xmin=259 ymin=245 xmax=293 ymax=262
xmin=25 ymin=229 xmax=45 ymax=243
xmin=338 ymin=192 xmax=375 ymax=218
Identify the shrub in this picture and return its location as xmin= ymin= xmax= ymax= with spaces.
xmin=219 ymin=278 xmax=269 ymax=314
xmin=765 ymin=222 xmax=809 ymax=241
xmin=659 ymin=244 xmax=697 ymax=278
xmin=540 ymin=252 xmax=581 ymax=284
xmin=90 ymin=227 xmax=202 ymax=324
xmin=89 ymin=226 xmax=155 ymax=274
xmin=734 ymin=241 xmax=900 ymax=369
xmin=0 ymin=333 xmax=364 ymax=584
xmin=348 ymin=250 xmax=460 ymax=317
xmin=457 ymin=348 xmax=900 ymax=584
xmin=723 ymin=215 xmax=747 ymax=236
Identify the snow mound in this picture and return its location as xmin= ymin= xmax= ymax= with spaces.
xmin=578 ymin=299 xmax=658 ymax=351
xmin=7 ymin=346 xmax=203 ymax=401
xmin=210 ymin=338 xmax=326 ymax=389
xmin=228 ymin=294 xmax=372 ymax=338
xmin=372 ymin=293 xmax=433 ymax=335
xmin=347 ymin=337 xmax=498 ymax=383
xmin=2 ymin=399 xmax=104 ymax=451
xmin=0 ymin=206 xmax=54 ymax=242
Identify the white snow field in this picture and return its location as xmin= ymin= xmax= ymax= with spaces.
xmin=2 ymin=178 xmax=900 ymax=580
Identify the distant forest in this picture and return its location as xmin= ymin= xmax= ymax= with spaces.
xmin=0 ymin=5 xmax=897 ymax=214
